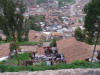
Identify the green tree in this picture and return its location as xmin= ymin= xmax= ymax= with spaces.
xmin=74 ymin=27 xmax=85 ymax=41
xmin=50 ymin=37 xmax=57 ymax=47
xmin=58 ymin=16 xmax=63 ymax=22
xmin=84 ymin=0 xmax=100 ymax=62
xmin=24 ymin=19 xmax=30 ymax=41
xmin=0 ymin=36 xmax=2 ymax=41
xmin=10 ymin=42 xmax=20 ymax=65
xmin=29 ymin=15 xmax=43 ymax=31
xmin=0 ymin=0 xmax=26 ymax=42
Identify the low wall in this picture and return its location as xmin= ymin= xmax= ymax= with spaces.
xmin=0 ymin=69 xmax=100 ymax=75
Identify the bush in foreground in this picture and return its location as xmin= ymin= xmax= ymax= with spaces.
xmin=0 ymin=60 xmax=100 ymax=72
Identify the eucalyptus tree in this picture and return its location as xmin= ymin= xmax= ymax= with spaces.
xmin=84 ymin=0 xmax=100 ymax=62
xmin=0 ymin=0 xmax=26 ymax=65
xmin=0 ymin=0 xmax=26 ymax=41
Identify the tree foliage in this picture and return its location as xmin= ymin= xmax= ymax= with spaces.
xmin=74 ymin=27 xmax=85 ymax=41
xmin=10 ymin=42 xmax=19 ymax=52
xmin=50 ymin=37 xmax=57 ymax=47
xmin=84 ymin=0 xmax=100 ymax=62
xmin=29 ymin=15 xmax=44 ymax=31
xmin=0 ymin=0 xmax=26 ymax=41
xmin=10 ymin=41 xmax=20 ymax=65
xmin=84 ymin=0 xmax=100 ymax=44
xmin=24 ymin=19 xmax=30 ymax=41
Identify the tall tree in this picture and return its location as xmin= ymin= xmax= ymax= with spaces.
xmin=24 ymin=19 xmax=30 ymax=41
xmin=84 ymin=0 xmax=100 ymax=62
xmin=0 ymin=0 xmax=26 ymax=65
xmin=0 ymin=0 xmax=26 ymax=41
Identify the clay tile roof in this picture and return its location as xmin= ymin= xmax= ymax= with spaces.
xmin=20 ymin=45 xmax=44 ymax=55
xmin=0 ymin=43 xmax=10 ymax=58
xmin=57 ymin=37 xmax=92 ymax=63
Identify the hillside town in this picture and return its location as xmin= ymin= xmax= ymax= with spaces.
xmin=0 ymin=0 xmax=100 ymax=71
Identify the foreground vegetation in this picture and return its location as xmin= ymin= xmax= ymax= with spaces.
xmin=0 ymin=41 xmax=6 ymax=44
xmin=1 ymin=53 xmax=99 ymax=72
xmin=0 ymin=60 xmax=100 ymax=72
xmin=0 ymin=53 xmax=100 ymax=72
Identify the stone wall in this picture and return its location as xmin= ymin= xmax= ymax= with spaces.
xmin=0 ymin=69 xmax=100 ymax=75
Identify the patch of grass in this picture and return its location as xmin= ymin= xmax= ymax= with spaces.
xmin=6 ymin=53 xmax=31 ymax=65
xmin=0 ymin=41 xmax=6 ymax=44
xmin=16 ymin=41 xmax=42 ymax=46
xmin=0 ymin=64 xmax=25 ymax=72
xmin=1 ymin=60 xmax=100 ymax=72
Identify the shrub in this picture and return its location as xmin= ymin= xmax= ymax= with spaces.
xmin=1 ymin=59 xmax=100 ymax=72
xmin=0 ymin=64 xmax=7 ymax=72
xmin=71 ymin=60 xmax=91 ymax=68
xmin=50 ymin=37 xmax=57 ymax=47
xmin=74 ymin=27 xmax=85 ymax=41
xmin=6 ymin=37 xmax=13 ymax=42
xmin=0 ymin=36 xmax=2 ymax=41
xmin=0 ymin=64 xmax=25 ymax=72
xmin=0 ymin=41 xmax=5 ymax=44
xmin=9 ymin=53 xmax=31 ymax=64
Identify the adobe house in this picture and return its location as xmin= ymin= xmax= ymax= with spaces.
xmin=57 ymin=37 xmax=92 ymax=63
